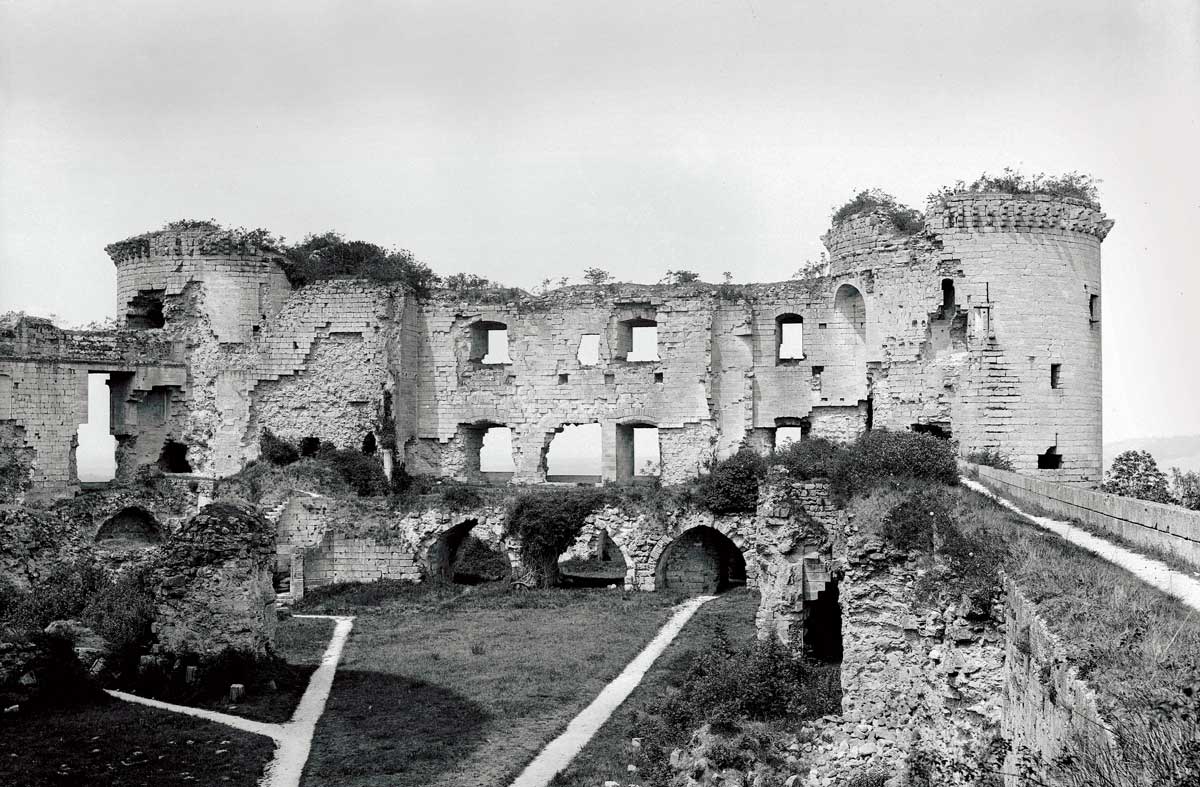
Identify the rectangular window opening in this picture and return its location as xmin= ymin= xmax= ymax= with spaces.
xmin=577 ymin=334 xmax=600 ymax=366
xmin=633 ymin=426 xmax=661 ymax=477
xmin=628 ymin=324 xmax=659 ymax=362
xmin=482 ymin=329 xmax=512 ymax=364
xmin=558 ymin=373 xmax=569 ymax=385
xmin=1050 ymin=363 xmax=1062 ymax=389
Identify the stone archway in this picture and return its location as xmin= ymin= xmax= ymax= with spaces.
xmin=648 ymin=521 xmax=757 ymax=594
xmin=95 ymin=506 xmax=162 ymax=549
xmin=424 ymin=517 xmax=518 ymax=584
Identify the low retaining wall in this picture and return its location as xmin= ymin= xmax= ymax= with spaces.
xmin=1002 ymin=581 xmax=1115 ymax=786
xmin=302 ymin=533 xmax=421 ymax=588
xmin=964 ymin=462 xmax=1200 ymax=570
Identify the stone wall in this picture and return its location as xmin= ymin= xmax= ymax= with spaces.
xmin=797 ymin=522 xmax=1006 ymax=784
xmin=152 ymin=503 xmax=276 ymax=656
xmin=3 ymin=191 xmax=1111 ymax=494
xmin=968 ymin=461 xmax=1200 ymax=569
xmin=1002 ymin=581 xmax=1114 ymax=787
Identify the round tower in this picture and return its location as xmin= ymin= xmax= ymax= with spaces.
xmin=929 ymin=192 xmax=1113 ymax=484
xmin=105 ymin=226 xmax=291 ymax=343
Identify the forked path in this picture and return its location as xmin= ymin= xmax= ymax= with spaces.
xmin=508 ymin=594 xmax=718 ymax=787
xmin=962 ymin=477 xmax=1200 ymax=612
xmin=107 ymin=613 xmax=355 ymax=787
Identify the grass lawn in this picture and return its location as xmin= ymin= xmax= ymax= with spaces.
xmin=297 ymin=581 xmax=690 ymax=787
xmin=203 ymin=614 xmax=335 ymax=723
xmin=0 ymin=697 xmax=275 ymax=787
xmin=548 ymin=588 xmax=762 ymax=787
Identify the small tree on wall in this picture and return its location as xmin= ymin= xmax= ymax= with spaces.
xmin=503 ymin=489 xmax=608 ymax=587
xmin=1101 ymin=450 xmax=1177 ymax=505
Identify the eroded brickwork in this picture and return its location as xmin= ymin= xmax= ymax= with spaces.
xmin=0 ymin=191 xmax=1110 ymax=499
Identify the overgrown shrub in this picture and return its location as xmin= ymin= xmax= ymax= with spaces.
xmin=260 ymin=429 xmax=299 ymax=466
xmin=880 ymin=488 xmax=953 ymax=553
xmin=930 ymin=168 xmax=1101 ymax=208
xmin=694 ymin=448 xmax=766 ymax=514
xmin=628 ymin=629 xmax=839 ymax=783
xmin=504 ymin=489 xmax=609 ymax=586
xmin=282 ymin=232 xmax=440 ymax=295
xmin=439 ymin=482 xmax=482 ymax=511
xmin=771 ymin=437 xmax=845 ymax=480
xmin=8 ymin=558 xmax=111 ymax=631
xmin=831 ymin=188 xmax=925 ymax=233
xmin=452 ymin=536 xmax=511 ymax=583
xmin=81 ymin=568 xmax=156 ymax=671
xmin=965 ymin=449 xmax=1014 ymax=471
xmin=831 ymin=429 xmax=958 ymax=500
xmin=316 ymin=444 xmax=389 ymax=497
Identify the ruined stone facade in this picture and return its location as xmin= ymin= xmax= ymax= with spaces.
xmin=0 ymin=191 xmax=1111 ymax=502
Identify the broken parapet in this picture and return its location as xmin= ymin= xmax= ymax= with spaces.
xmin=152 ymin=502 xmax=277 ymax=657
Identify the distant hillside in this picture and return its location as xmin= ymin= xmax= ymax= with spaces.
xmin=1103 ymin=434 xmax=1200 ymax=475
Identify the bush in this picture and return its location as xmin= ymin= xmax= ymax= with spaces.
xmin=9 ymin=558 xmax=111 ymax=631
xmin=880 ymin=488 xmax=953 ymax=553
xmin=504 ymin=489 xmax=609 ymax=586
xmin=831 ymin=188 xmax=925 ymax=233
xmin=832 ymin=429 xmax=959 ymax=500
xmin=930 ymin=168 xmax=1101 ymax=208
xmin=282 ymin=232 xmax=440 ymax=296
xmin=965 ymin=449 xmax=1014 ymax=471
xmin=81 ymin=569 xmax=155 ymax=671
xmin=317 ymin=444 xmax=389 ymax=497
xmin=260 ymin=429 xmax=299 ymax=466
xmin=694 ymin=448 xmax=766 ymax=514
xmin=439 ymin=482 xmax=482 ymax=511
xmin=771 ymin=437 xmax=846 ymax=480
xmin=452 ymin=536 xmax=511 ymax=583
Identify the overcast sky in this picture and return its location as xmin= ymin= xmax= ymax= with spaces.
xmin=1 ymin=0 xmax=1197 ymax=444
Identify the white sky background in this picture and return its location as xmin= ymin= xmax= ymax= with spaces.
xmin=1 ymin=0 xmax=1198 ymax=445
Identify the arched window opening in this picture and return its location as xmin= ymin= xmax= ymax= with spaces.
xmin=1037 ymin=446 xmax=1063 ymax=470
xmin=428 ymin=520 xmax=510 ymax=584
xmin=77 ymin=372 xmax=116 ymax=483
xmin=157 ymin=440 xmax=192 ymax=473
xmin=577 ymin=334 xmax=601 ymax=366
xmin=470 ymin=321 xmax=512 ymax=365
xmin=361 ymin=432 xmax=377 ymax=455
xmin=776 ymin=313 xmax=804 ymax=362
xmin=619 ymin=318 xmax=659 ymax=362
xmin=559 ymin=529 xmax=629 ymax=588
xmin=940 ymin=279 xmax=956 ymax=319
xmin=656 ymin=527 xmax=746 ymax=595
xmin=96 ymin=507 xmax=162 ymax=549
xmin=616 ymin=422 xmax=660 ymax=481
xmin=126 ymin=290 xmax=166 ymax=330
xmin=544 ymin=423 xmax=602 ymax=483
xmin=835 ymin=284 xmax=867 ymax=340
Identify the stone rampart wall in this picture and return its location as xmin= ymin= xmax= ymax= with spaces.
xmin=968 ymin=462 xmax=1200 ymax=569
xmin=1001 ymin=581 xmax=1114 ymax=786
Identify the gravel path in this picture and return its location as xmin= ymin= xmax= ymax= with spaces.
xmin=508 ymin=594 xmax=718 ymax=787
xmin=962 ymin=476 xmax=1200 ymax=612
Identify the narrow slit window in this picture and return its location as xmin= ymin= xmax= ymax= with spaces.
xmin=1089 ymin=294 xmax=1100 ymax=323
xmin=1050 ymin=363 xmax=1062 ymax=389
